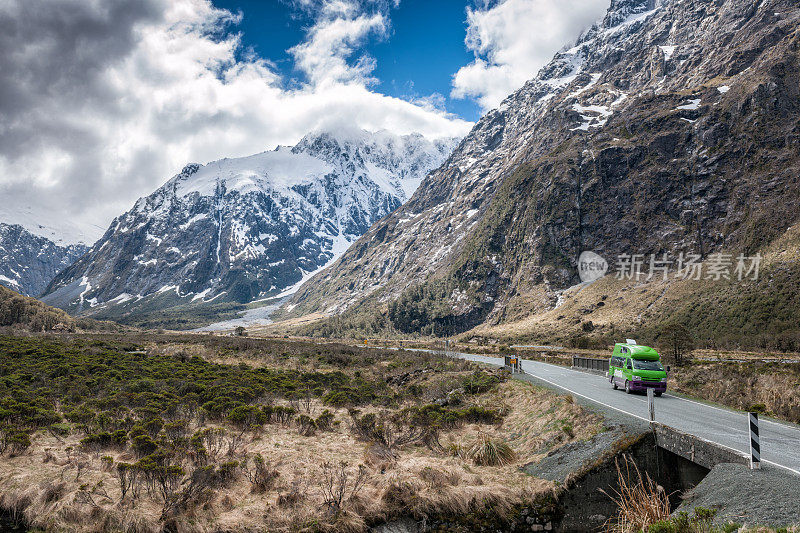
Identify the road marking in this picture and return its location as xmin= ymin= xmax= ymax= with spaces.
xmin=663 ymin=393 xmax=800 ymax=430
xmin=524 ymin=364 xmax=800 ymax=476
xmin=526 ymin=358 xmax=798 ymax=430
xmin=425 ymin=349 xmax=800 ymax=475
xmin=464 ymin=354 xmax=800 ymax=476
xmin=518 ymin=362 xmax=649 ymax=422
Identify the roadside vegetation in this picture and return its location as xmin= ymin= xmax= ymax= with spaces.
xmin=441 ymin=334 xmax=800 ymax=425
xmin=0 ymin=333 xmax=601 ymax=532
xmin=603 ymin=455 xmax=798 ymax=533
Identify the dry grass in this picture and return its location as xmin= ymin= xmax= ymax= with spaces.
xmin=469 ymin=224 xmax=800 ymax=347
xmin=0 ymin=376 xmax=601 ymax=532
xmin=601 ymin=455 xmax=671 ymax=533
xmin=468 ymin=435 xmax=516 ymax=466
xmin=669 ymin=362 xmax=800 ymax=423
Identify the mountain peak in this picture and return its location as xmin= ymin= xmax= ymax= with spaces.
xmin=282 ymin=0 xmax=800 ymax=337
xmin=42 ymin=128 xmax=459 ymax=317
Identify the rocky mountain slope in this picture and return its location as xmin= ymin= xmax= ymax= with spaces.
xmin=0 ymin=204 xmax=97 ymax=297
xmin=42 ymin=129 xmax=458 ymax=317
xmin=0 ymin=224 xmax=88 ymax=297
xmin=281 ymin=0 xmax=800 ymax=339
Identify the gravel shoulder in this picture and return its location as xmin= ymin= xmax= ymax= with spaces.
xmin=677 ymin=462 xmax=800 ymax=528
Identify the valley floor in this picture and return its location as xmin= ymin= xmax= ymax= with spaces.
xmin=0 ymin=333 xmax=601 ymax=532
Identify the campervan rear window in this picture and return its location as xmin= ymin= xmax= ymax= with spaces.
xmin=632 ymin=360 xmax=663 ymax=371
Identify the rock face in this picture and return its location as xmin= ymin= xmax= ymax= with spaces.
xmin=285 ymin=0 xmax=800 ymax=335
xmin=0 ymin=223 xmax=88 ymax=297
xmin=42 ymin=129 xmax=458 ymax=313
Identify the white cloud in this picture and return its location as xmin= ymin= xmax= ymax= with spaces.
xmin=0 ymin=0 xmax=471 ymax=243
xmin=452 ymin=0 xmax=608 ymax=110
xmin=290 ymin=11 xmax=387 ymax=86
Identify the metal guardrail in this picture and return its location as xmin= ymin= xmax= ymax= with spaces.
xmin=572 ymin=356 xmax=609 ymax=373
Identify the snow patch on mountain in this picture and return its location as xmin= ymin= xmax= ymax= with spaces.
xmin=0 ymin=204 xmax=104 ymax=247
xmin=42 ymin=129 xmax=459 ymax=315
xmin=0 ymin=223 xmax=88 ymax=296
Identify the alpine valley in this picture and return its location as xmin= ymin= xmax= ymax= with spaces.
xmin=272 ymin=0 xmax=800 ymax=348
xmin=38 ymin=129 xmax=458 ymax=328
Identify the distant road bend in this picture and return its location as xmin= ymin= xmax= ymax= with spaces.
xmin=445 ymin=351 xmax=800 ymax=476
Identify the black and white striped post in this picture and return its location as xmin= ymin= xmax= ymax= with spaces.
xmin=748 ymin=412 xmax=761 ymax=469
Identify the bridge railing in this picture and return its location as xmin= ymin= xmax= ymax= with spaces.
xmin=572 ymin=356 xmax=609 ymax=374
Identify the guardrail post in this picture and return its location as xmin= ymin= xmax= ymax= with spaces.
xmin=749 ymin=412 xmax=761 ymax=469
xmin=647 ymin=388 xmax=655 ymax=424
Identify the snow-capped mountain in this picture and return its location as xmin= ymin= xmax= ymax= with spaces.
xmin=284 ymin=0 xmax=800 ymax=335
xmin=0 ymin=204 xmax=104 ymax=248
xmin=42 ymin=129 xmax=459 ymax=314
xmin=0 ymin=223 xmax=88 ymax=297
xmin=0 ymin=204 xmax=100 ymax=297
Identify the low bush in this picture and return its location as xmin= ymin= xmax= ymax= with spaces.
xmin=462 ymin=370 xmax=502 ymax=394
xmin=80 ymin=430 xmax=127 ymax=450
xmin=245 ymin=453 xmax=279 ymax=493
xmin=315 ymin=409 xmax=335 ymax=431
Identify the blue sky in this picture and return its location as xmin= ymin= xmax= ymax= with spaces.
xmin=212 ymin=0 xmax=483 ymax=121
xmin=1 ymin=0 xmax=607 ymax=234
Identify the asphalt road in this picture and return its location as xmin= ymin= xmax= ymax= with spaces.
xmin=450 ymin=351 xmax=800 ymax=476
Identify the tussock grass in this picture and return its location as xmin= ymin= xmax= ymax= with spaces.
xmin=0 ymin=334 xmax=601 ymax=532
xmin=468 ymin=434 xmax=516 ymax=466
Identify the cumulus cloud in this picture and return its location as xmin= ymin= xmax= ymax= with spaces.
xmin=452 ymin=0 xmax=608 ymax=110
xmin=0 ymin=0 xmax=471 ymax=242
xmin=290 ymin=11 xmax=387 ymax=86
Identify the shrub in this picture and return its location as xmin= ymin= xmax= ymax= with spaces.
xmin=462 ymin=370 xmax=501 ymax=394
xmin=349 ymin=411 xmax=427 ymax=453
xmin=460 ymin=405 xmax=503 ymax=425
xmin=129 ymin=425 xmax=147 ymax=440
xmin=7 ymin=431 xmax=31 ymax=455
xmin=245 ymin=453 xmax=279 ymax=493
xmin=190 ymin=427 xmax=226 ymax=462
xmin=49 ymin=423 xmax=71 ymax=436
xmin=217 ymin=460 xmax=240 ymax=486
xmin=164 ymin=420 xmax=189 ymax=441
xmin=143 ymin=417 xmax=164 ymax=437
xmin=80 ymin=429 xmax=127 ymax=450
xmin=658 ymin=323 xmax=695 ymax=365
xmin=227 ymin=405 xmax=266 ymax=433
xmin=132 ymin=434 xmax=158 ymax=458
xmin=272 ymin=406 xmax=296 ymax=425
xmin=320 ymin=461 xmax=367 ymax=518
xmin=297 ymin=414 xmax=317 ymax=436
xmin=65 ymin=406 xmax=95 ymax=427
xmin=322 ymin=390 xmax=354 ymax=406
xmin=315 ymin=409 xmax=335 ymax=431
xmin=647 ymin=521 xmax=678 ymax=533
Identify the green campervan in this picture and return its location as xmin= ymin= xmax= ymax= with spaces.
xmin=608 ymin=340 xmax=669 ymax=395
